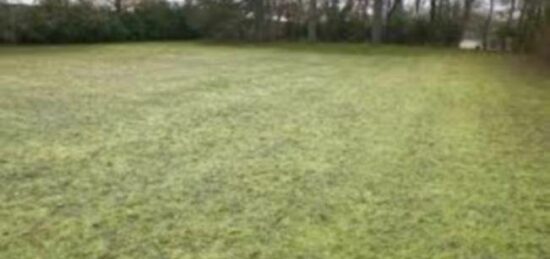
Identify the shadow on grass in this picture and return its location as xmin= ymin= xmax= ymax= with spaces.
xmin=0 ymin=40 xmax=518 ymax=60
xmin=193 ymin=40 xmax=463 ymax=57
xmin=0 ymin=43 xmax=110 ymax=56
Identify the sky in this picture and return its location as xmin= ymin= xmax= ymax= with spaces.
xmin=6 ymin=0 xmax=186 ymax=4
xmin=6 ymin=0 xmax=508 ymax=13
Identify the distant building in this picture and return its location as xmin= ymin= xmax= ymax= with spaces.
xmin=459 ymin=39 xmax=482 ymax=50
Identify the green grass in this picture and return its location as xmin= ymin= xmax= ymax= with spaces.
xmin=1 ymin=42 xmax=549 ymax=258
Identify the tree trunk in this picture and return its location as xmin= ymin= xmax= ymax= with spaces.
xmin=254 ymin=0 xmax=266 ymax=41
xmin=371 ymin=0 xmax=384 ymax=43
xmin=507 ymin=0 xmax=516 ymax=28
xmin=439 ymin=0 xmax=449 ymax=17
xmin=308 ymin=0 xmax=317 ymax=41
xmin=430 ymin=0 xmax=437 ymax=22
xmin=482 ymin=0 xmax=495 ymax=50
xmin=460 ymin=0 xmax=474 ymax=40
xmin=415 ymin=0 xmax=422 ymax=16
xmin=501 ymin=0 xmax=516 ymax=50
xmin=114 ymin=0 xmax=122 ymax=13
xmin=387 ymin=0 xmax=403 ymax=21
xmin=360 ymin=0 xmax=370 ymax=21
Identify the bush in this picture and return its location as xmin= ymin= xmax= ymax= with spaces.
xmin=187 ymin=0 xmax=247 ymax=40
xmin=537 ymin=25 xmax=550 ymax=62
xmin=319 ymin=17 xmax=366 ymax=42
xmin=385 ymin=17 xmax=461 ymax=46
xmin=0 ymin=0 xmax=196 ymax=44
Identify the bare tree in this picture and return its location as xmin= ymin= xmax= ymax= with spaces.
xmin=254 ymin=0 xmax=266 ymax=41
xmin=308 ymin=0 xmax=317 ymax=41
xmin=388 ymin=0 xmax=404 ymax=20
xmin=114 ymin=0 xmax=122 ymax=12
xmin=430 ymin=0 xmax=437 ymax=21
xmin=372 ymin=0 xmax=384 ymax=43
xmin=460 ymin=0 xmax=475 ymax=39
xmin=361 ymin=0 xmax=371 ymax=21
xmin=415 ymin=0 xmax=423 ymax=15
xmin=483 ymin=0 xmax=495 ymax=49
xmin=506 ymin=0 xmax=516 ymax=29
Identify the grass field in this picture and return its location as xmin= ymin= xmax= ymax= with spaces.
xmin=0 ymin=43 xmax=549 ymax=258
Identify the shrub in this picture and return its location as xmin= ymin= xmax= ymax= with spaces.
xmin=0 ymin=0 xmax=196 ymax=43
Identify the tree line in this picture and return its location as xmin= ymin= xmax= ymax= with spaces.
xmin=0 ymin=0 xmax=547 ymax=52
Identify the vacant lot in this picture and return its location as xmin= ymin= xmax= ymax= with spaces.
xmin=0 ymin=43 xmax=548 ymax=258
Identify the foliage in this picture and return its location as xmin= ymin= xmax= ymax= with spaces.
xmin=383 ymin=16 xmax=461 ymax=46
xmin=0 ymin=0 xmax=547 ymax=50
xmin=319 ymin=17 xmax=367 ymax=42
xmin=0 ymin=0 xmax=197 ymax=43
xmin=187 ymin=0 xmax=248 ymax=40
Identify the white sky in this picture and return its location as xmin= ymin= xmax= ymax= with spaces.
xmin=6 ymin=0 xmax=186 ymax=3
xmin=6 ymin=0 xmax=508 ymax=12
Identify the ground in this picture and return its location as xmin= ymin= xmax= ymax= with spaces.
xmin=0 ymin=43 xmax=549 ymax=258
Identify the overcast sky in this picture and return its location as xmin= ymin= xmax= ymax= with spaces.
xmin=7 ymin=0 xmax=186 ymax=3
xmin=6 ymin=0 xmax=508 ymax=12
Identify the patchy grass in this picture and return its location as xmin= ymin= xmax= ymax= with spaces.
xmin=0 ymin=42 xmax=549 ymax=258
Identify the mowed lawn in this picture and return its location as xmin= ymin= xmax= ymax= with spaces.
xmin=0 ymin=43 xmax=549 ymax=258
